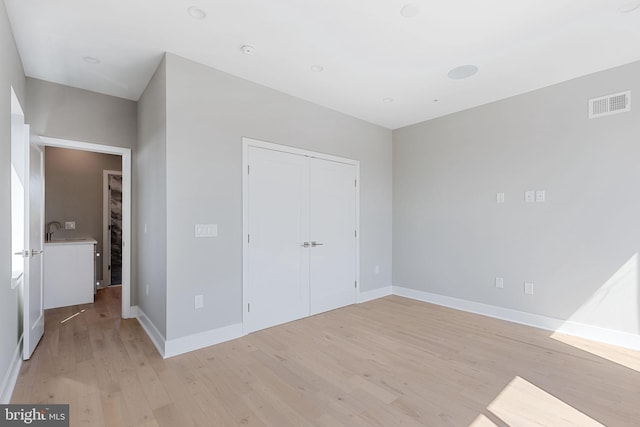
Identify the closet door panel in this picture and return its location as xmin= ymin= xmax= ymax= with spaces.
xmin=309 ymin=158 xmax=357 ymax=315
xmin=246 ymin=147 xmax=310 ymax=332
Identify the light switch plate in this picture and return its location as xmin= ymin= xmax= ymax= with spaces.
xmin=496 ymin=193 xmax=505 ymax=204
xmin=524 ymin=191 xmax=535 ymax=203
xmin=195 ymin=294 xmax=204 ymax=309
xmin=495 ymin=277 xmax=504 ymax=288
xmin=195 ymin=224 xmax=217 ymax=238
xmin=65 ymin=221 xmax=76 ymax=230
xmin=535 ymin=190 xmax=546 ymax=203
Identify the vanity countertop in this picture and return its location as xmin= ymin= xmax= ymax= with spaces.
xmin=45 ymin=237 xmax=97 ymax=246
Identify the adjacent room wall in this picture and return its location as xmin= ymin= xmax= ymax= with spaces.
xmin=393 ymin=60 xmax=640 ymax=336
xmin=163 ymin=53 xmax=392 ymax=340
xmin=0 ymin=0 xmax=25 ymax=402
xmin=136 ymin=57 xmax=168 ymax=338
xmin=44 ymin=147 xmax=122 ymax=272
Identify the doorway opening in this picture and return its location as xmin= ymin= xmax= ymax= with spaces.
xmin=103 ymin=170 xmax=123 ymax=287
xmin=37 ymin=136 xmax=133 ymax=318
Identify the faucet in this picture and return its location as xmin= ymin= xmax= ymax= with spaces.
xmin=46 ymin=221 xmax=62 ymax=242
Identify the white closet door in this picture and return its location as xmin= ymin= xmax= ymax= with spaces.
xmin=309 ymin=158 xmax=357 ymax=315
xmin=246 ymin=147 xmax=310 ymax=333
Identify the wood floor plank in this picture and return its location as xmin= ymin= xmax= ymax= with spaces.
xmin=11 ymin=288 xmax=640 ymax=426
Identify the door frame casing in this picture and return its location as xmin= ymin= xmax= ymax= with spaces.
xmin=37 ymin=136 xmax=133 ymax=319
xmin=241 ymin=137 xmax=360 ymax=335
xmin=102 ymin=170 xmax=123 ymax=287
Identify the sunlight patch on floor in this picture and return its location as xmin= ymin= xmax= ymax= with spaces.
xmin=550 ymin=332 xmax=640 ymax=373
xmin=483 ymin=376 xmax=604 ymax=426
xmin=469 ymin=413 xmax=499 ymax=426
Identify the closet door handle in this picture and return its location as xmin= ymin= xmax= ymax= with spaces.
xmin=311 ymin=241 xmax=324 ymax=247
xmin=301 ymin=242 xmax=310 ymax=248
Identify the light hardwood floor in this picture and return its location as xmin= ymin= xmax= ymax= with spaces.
xmin=11 ymin=286 xmax=640 ymax=426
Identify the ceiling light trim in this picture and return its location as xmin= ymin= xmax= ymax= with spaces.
xmin=187 ymin=6 xmax=207 ymax=19
xmin=82 ymin=56 xmax=100 ymax=65
xmin=400 ymin=4 xmax=420 ymax=18
xmin=448 ymin=65 xmax=479 ymax=80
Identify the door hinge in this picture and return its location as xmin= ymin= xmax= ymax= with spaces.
xmin=354 ymin=230 xmax=357 ymax=238
xmin=247 ymin=234 xmax=250 ymax=243
xmin=248 ymin=303 xmax=250 ymax=312
xmin=108 ymin=185 xmax=111 ymax=190
xmin=247 ymin=165 xmax=250 ymax=175
xmin=108 ymin=225 xmax=111 ymax=230
xmin=354 ymin=179 xmax=357 ymax=187
xmin=354 ymin=281 xmax=357 ymax=288
xmin=108 ymin=265 xmax=111 ymax=270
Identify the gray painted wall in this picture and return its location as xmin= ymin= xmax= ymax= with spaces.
xmin=136 ymin=58 xmax=167 ymax=337
xmin=164 ymin=54 xmax=392 ymax=340
xmin=393 ymin=61 xmax=640 ymax=335
xmin=0 ymin=0 xmax=25 ymax=401
xmin=44 ymin=146 xmax=122 ymax=272
xmin=26 ymin=78 xmax=137 ymax=149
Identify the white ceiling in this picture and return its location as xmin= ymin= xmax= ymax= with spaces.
xmin=5 ymin=0 xmax=640 ymax=129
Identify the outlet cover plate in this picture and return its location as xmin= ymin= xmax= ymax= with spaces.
xmin=524 ymin=282 xmax=534 ymax=295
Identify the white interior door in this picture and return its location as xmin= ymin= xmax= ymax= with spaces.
xmin=23 ymin=132 xmax=45 ymax=360
xmin=310 ymin=158 xmax=357 ymax=315
xmin=246 ymin=147 xmax=310 ymax=333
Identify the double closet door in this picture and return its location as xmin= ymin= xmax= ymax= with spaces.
xmin=245 ymin=144 xmax=358 ymax=333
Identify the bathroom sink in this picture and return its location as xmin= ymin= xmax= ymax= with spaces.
xmin=47 ymin=237 xmax=97 ymax=244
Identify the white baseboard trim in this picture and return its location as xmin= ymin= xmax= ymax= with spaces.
xmin=392 ymin=286 xmax=640 ymax=351
xmin=165 ymin=323 xmax=243 ymax=358
xmin=0 ymin=335 xmax=23 ymax=404
xmin=134 ymin=306 xmax=166 ymax=358
xmin=358 ymin=286 xmax=392 ymax=303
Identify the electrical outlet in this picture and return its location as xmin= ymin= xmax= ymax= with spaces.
xmin=146 ymin=283 xmax=149 ymax=296
xmin=535 ymin=190 xmax=546 ymax=203
xmin=375 ymin=265 xmax=380 ymax=275
xmin=496 ymin=193 xmax=505 ymax=204
xmin=495 ymin=277 xmax=504 ymax=288
xmin=195 ymin=294 xmax=204 ymax=309
xmin=524 ymin=282 xmax=534 ymax=295
xmin=65 ymin=221 xmax=76 ymax=230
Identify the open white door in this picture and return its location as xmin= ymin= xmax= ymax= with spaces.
xmin=22 ymin=128 xmax=45 ymax=360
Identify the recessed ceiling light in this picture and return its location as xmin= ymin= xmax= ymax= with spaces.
xmin=311 ymin=65 xmax=324 ymax=72
xmin=433 ymin=99 xmax=439 ymax=103
xmin=618 ymin=1 xmax=640 ymax=13
xmin=400 ymin=4 xmax=420 ymax=18
xmin=83 ymin=56 xmax=100 ymax=65
xmin=448 ymin=65 xmax=478 ymax=80
xmin=382 ymin=97 xmax=394 ymax=103
xmin=188 ymin=6 xmax=207 ymax=19
xmin=241 ymin=44 xmax=256 ymax=55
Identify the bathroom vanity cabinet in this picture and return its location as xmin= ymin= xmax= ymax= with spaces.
xmin=44 ymin=238 xmax=96 ymax=309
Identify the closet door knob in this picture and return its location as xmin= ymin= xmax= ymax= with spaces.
xmin=311 ymin=241 xmax=324 ymax=247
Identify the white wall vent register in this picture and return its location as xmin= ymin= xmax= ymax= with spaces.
xmin=588 ymin=91 xmax=631 ymax=119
